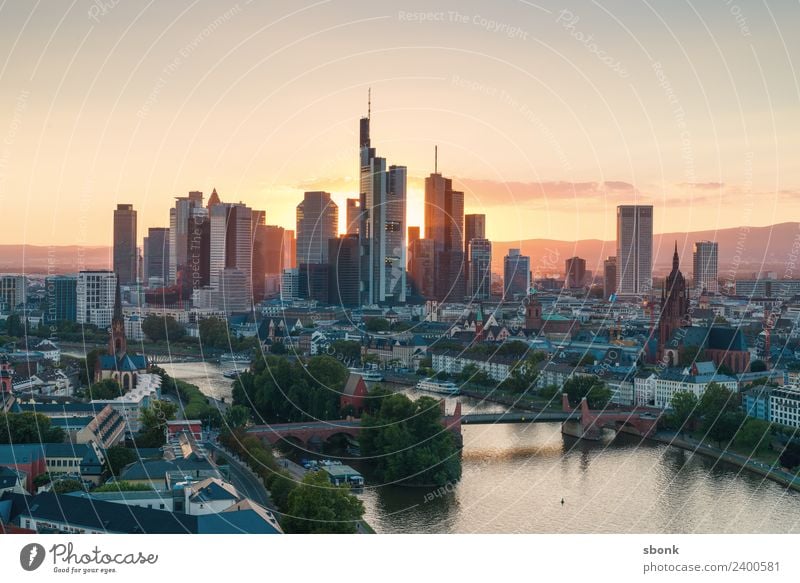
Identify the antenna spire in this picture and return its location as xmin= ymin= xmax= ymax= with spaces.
xmin=435 ymin=145 xmax=438 ymax=174
xmin=368 ymin=87 xmax=371 ymax=119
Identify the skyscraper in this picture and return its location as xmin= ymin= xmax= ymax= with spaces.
xmin=503 ymin=248 xmax=531 ymax=299
xmin=464 ymin=214 xmax=486 ymax=257
xmin=616 ymin=205 xmax=653 ymax=296
xmin=425 ymin=169 xmax=465 ymax=302
xmin=169 ymin=191 xmax=204 ymax=285
xmin=296 ymin=191 xmax=338 ymax=266
xmin=408 ymin=238 xmax=435 ymax=300
xmin=143 ymin=227 xmax=170 ymax=285
xmin=468 ymin=238 xmax=492 ymax=300
xmin=358 ymin=100 xmax=407 ymax=305
xmin=113 ymin=204 xmax=137 ymax=285
xmin=603 ymin=256 xmax=617 ymax=299
xmin=346 ymin=198 xmax=360 ymax=235
xmin=565 ymin=256 xmax=587 ymax=289
xmin=693 ymin=241 xmax=718 ymax=294
xmin=329 ymin=234 xmax=360 ymax=307
xmin=253 ymin=224 xmax=287 ymax=302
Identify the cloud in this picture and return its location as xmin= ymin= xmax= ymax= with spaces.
xmin=677 ymin=182 xmax=724 ymax=189
xmin=449 ymin=178 xmax=639 ymax=207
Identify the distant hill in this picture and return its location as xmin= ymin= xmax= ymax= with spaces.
xmin=0 ymin=245 xmax=110 ymax=274
xmin=493 ymin=222 xmax=800 ymax=278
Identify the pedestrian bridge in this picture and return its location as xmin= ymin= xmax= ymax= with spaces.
xmin=461 ymin=411 xmax=579 ymax=424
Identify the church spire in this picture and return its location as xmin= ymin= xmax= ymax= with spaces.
xmin=109 ymin=275 xmax=127 ymax=357
xmin=672 ymin=241 xmax=679 ymax=272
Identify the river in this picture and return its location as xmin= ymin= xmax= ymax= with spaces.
xmin=150 ymin=362 xmax=800 ymax=533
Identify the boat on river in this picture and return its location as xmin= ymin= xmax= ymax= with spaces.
xmin=415 ymin=378 xmax=461 ymax=396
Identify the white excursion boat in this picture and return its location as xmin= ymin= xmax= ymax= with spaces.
xmin=349 ymin=367 xmax=384 ymax=382
xmin=415 ymin=378 xmax=461 ymax=396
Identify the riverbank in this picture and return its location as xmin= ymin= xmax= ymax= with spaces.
xmin=648 ymin=431 xmax=800 ymax=493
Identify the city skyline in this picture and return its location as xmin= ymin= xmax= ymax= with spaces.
xmin=1 ymin=1 xmax=798 ymax=247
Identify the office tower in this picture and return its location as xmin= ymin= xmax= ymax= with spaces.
xmin=0 ymin=275 xmax=26 ymax=313
xmin=76 ymin=270 xmax=117 ymax=327
xmin=693 ymin=240 xmax=718 ymax=294
xmin=616 ymin=205 xmax=653 ymax=296
xmin=358 ymin=102 xmax=407 ymax=306
xmin=45 ymin=275 xmax=77 ymax=322
xmin=281 ymin=268 xmax=299 ymax=301
xmin=408 ymin=238 xmax=435 ymax=299
xmin=346 ymin=198 xmax=361 ymax=235
xmin=503 ymin=249 xmax=531 ymax=299
xmin=187 ymin=206 xmax=210 ymax=290
xmin=253 ymin=224 xmax=287 ymax=303
xmin=210 ymin=202 xmax=253 ymax=294
xmin=169 ymin=191 xmax=204 ymax=284
xmin=603 ymin=256 xmax=617 ymax=299
xmin=218 ymin=268 xmax=250 ymax=313
xmin=565 ymin=256 xmax=587 ymax=288
xmin=296 ymin=191 xmax=338 ymax=266
xmin=143 ymin=227 xmax=170 ymax=285
xmin=284 ymin=230 xmax=296 ymax=269
xmin=425 ymin=168 xmax=465 ymax=302
xmin=464 ymin=214 xmax=486 ymax=257
xmin=408 ymin=226 xmax=420 ymax=244
xmin=299 ymin=263 xmax=329 ymax=303
xmin=329 ymin=235 xmax=360 ymax=307
xmin=468 ymin=238 xmax=492 ymax=300
xmin=113 ymin=204 xmax=138 ymax=285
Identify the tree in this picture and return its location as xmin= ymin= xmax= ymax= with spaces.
xmin=80 ymin=348 xmax=106 ymax=386
xmin=779 ymin=442 xmax=800 ymax=470
xmin=93 ymin=481 xmax=153 ymax=492
xmin=563 ymin=375 xmax=611 ymax=409
xmin=269 ymin=341 xmax=288 ymax=355
xmin=699 ymin=382 xmax=738 ymax=418
xmin=329 ymin=340 xmax=361 ymax=365
xmin=224 ymin=405 xmax=251 ymax=429
xmin=88 ymin=378 xmax=125 ymax=400
xmin=141 ymin=314 xmax=185 ymax=342
xmin=136 ymin=400 xmax=177 ymax=447
xmin=0 ymin=412 xmax=65 ymax=444
xmin=667 ymin=390 xmax=699 ymax=434
xmin=750 ymin=360 xmax=767 ymax=373
xmin=734 ymin=418 xmax=772 ymax=453
xmin=198 ymin=317 xmax=232 ymax=350
xmin=104 ymin=446 xmax=138 ymax=476
xmin=360 ymin=394 xmax=461 ymax=486
xmin=365 ymin=318 xmax=390 ymax=333
xmin=5 ymin=313 xmax=25 ymax=337
xmin=679 ymin=345 xmax=705 ymax=366
xmin=282 ymin=471 xmax=364 ymax=534
xmin=52 ymin=479 xmax=84 ymax=494
xmin=706 ymin=411 xmax=744 ymax=448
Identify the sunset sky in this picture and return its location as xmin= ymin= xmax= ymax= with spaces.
xmin=0 ymin=0 xmax=798 ymax=248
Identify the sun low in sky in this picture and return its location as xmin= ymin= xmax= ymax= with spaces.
xmin=0 ymin=0 xmax=797 ymax=248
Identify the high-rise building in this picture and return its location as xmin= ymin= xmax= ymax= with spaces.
xmin=281 ymin=268 xmax=299 ymax=301
xmin=616 ymin=205 xmax=653 ymax=296
xmin=283 ymin=230 xmax=296 ymax=269
xmin=407 ymin=226 xmax=420 ymax=244
xmin=346 ymin=198 xmax=361 ymax=235
xmin=0 ymin=275 xmax=26 ymax=313
xmin=143 ymin=227 xmax=170 ymax=286
xmin=565 ymin=256 xmax=587 ymax=289
xmin=464 ymin=214 xmax=486 ymax=257
xmin=76 ymin=270 xmax=117 ymax=327
xmin=329 ymin=235 xmax=360 ymax=307
xmin=218 ymin=268 xmax=250 ymax=313
xmin=253 ymin=225 xmax=287 ymax=303
xmin=210 ymin=201 xmax=253 ymax=295
xmin=296 ymin=191 xmax=338 ymax=267
xmin=45 ymin=275 xmax=77 ymax=323
xmin=425 ymin=170 xmax=465 ymax=301
xmin=693 ymin=240 xmax=718 ymax=294
xmin=468 ymin=238 xmax=492 ymax=300
xmin=358 ymin=104 xmax=407 ymax=306
xmin=408 ymin=238 xmax=435 ymax=299
xmin=187 ymin=207 xmax=211 ymax=291
xmin=299 ymin=263 xmax=330 ymax=304
xmin=603 ymin=256 xmax=617 ymax=299
xmin=169 ymin=191 xmax=204 ymax=285
xmin=113 ymin=204 xmax=138 ymax=285
xmin=503 ymin=249 xmax=531 ymax=299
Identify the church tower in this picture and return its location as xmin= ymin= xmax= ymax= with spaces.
xmin=108 ymin=276 xmax=127 ymax=357
xmin=525 ymin=292 xmax=543 ymax=330
xmin=658 ymin=242 xmax=689 ymax=365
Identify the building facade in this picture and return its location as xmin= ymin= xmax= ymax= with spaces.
xmin=113 ymin=204 xmax=138 ymax=285
xmin=503 ymin=249 xmax=531 ymax=299
xmin=693 ymin=240 xmax=718 ymax=294
xmin=76 ymin=270 xmax=116 ymax=327
xmin=616 ymin=205 xmax=653 ymax=296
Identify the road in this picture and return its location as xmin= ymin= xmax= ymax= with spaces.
xmin=206 ymin=441 xmax=273 ymax=510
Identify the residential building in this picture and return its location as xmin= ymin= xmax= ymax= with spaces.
xmin=0 ymin=275 xmax=26 ymax=313
xmin=44 ymin=275 xmax=77 ymax=322
xmin=76 ymin=270 xmax=116 ymax=327
xmin=743 ymin=385 xmax=773 ymax=421
xmin=642 ymin=368 xmax=738 ymax=409
xmin=770 ymin=386 xmax=800 ymax=428
xmin=616 ymin=205 xmax=653 ymax=296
